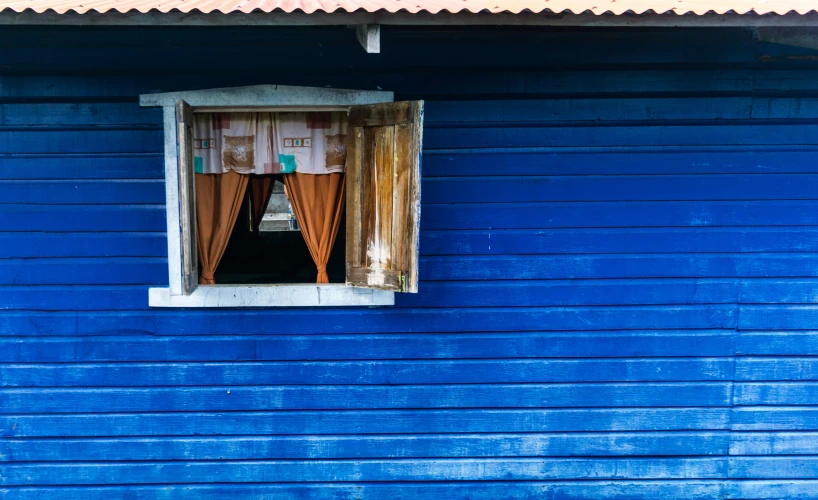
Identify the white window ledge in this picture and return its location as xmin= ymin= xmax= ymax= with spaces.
xmin=149 ymin=284 xmax=394 ymax=308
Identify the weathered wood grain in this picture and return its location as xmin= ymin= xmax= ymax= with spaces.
xmin=345 ymin=118 xmax=363 ymax=269
xmin=422 ymin=200 xmax=818 ymax=230
xmin=0 ymin=457 xmax=727 ymax=485
xmin=349 ymin=101 xmax=415 ymax=127
xmin=0 ymin=305 xmax=739 ymax=335
xmin=0 ymin=432 xmax=730 ymax=461
xmin=346 ymin=101 xmax=422 ymax=292
xmin=175 ymin=100 xmax=197 ymax=295
xmin=0 ymin=408 xmax=731 ymax=437
xmin=0 ymin=331 xmax=735 ymax=362
xmin=0 ymin=358 xmax=732 ymax=386
xmin=0 ymin=383 xmax=733 ymax=413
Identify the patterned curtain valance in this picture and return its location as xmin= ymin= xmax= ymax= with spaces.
xmin=192 ymin=112 xmax=348 ymax=175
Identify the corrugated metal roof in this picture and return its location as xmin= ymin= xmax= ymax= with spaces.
xmin=0 ymin=0 xmax=814 ymax=16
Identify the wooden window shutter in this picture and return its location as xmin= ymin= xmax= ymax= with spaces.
xmin=176 ymin=100 xmax=199 ymax=295
xmin=345 ymin=101 xmax=423 ymax=293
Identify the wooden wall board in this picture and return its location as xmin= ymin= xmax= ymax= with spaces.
xmin=2 ymin=24 xmax=818 ymax=497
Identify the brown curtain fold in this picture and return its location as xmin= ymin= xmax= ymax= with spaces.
xmin=283 ymin=172 xmax=345 ymax=284
xmin=195 ymin=170 xmax=249 ymax=284
xmin=249 ymin=176 xmax=277 ymax=232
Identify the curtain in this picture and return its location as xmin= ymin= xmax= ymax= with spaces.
xmin=195 ymin=170 xmax=249 ymax=284
xmin=284 ymin=172 xmax=345 ymax=284
xmin=250 ymin=176 xmax=277 ymax=232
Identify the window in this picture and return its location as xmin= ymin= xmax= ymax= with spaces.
xmin=141 ymin=85 xmax=423 ymax=307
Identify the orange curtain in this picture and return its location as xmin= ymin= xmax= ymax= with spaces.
xmin=283 ymin=172 xmax=345 ymax=284
xmin=195 ymin=170 xmax=249 ymax=284
xmin=250 ymin=176 xmax=276 ymax=232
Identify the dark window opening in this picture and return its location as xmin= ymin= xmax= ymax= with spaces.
xmin=208 ymin=177 xmax=346 ymax=285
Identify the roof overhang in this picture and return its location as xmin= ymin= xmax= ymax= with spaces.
xmin=4 ymin=10 xmax=818 ymax=27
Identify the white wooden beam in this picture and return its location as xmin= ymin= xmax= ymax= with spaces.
xmin=149 ymin=285 xmax=395 ymax=307
xmin=140 ymin=84 xmax=392 ymax=108
xmin=356 ymin=24 xmax=380 ymax=53
xmin=160 ymin=105 xmax=184 ymax=296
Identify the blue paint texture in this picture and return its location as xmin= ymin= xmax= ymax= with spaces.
xmin=1 ymin=24 xmax=818 ymax=499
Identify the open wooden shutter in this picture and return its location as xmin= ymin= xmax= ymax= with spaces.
xmin=345 ymin=101 xmax=423 ymax=293
xmin=176 ymin=100 xmax=198 ymax=295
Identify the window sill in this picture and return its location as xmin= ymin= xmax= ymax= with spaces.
xmin=149 ymin=284 xmax=395 ymax=308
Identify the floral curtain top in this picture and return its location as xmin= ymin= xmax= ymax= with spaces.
xmin=192 ymin=111 xmax=348 ymax=175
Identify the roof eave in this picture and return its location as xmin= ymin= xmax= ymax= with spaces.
xmin=4 ymin=9 xmax=818 ymax=27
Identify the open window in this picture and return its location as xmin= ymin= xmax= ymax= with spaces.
xmin=141 ymin=85 xmax=423 ymax=307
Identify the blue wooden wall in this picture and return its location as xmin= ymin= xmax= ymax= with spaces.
xmin=2 ymin=24 xmax=818 ymax=499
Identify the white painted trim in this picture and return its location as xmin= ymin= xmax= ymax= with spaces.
xmin=161 ymin=105 xmax=183 ymax=296
xmin=356 ymin=24 xmax=380 ymax=53
xmin=5 ymin=10 xmax=818 ymax=27
xmin=192 ymin=106 xmax=353 ymax=113
xmin=140 ymin=85 xmax=393 ymax=108
xmin=149 ymin=285 xmax=395 ymax=307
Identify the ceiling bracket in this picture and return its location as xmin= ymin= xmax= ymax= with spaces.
xmin=356 ymin=24 xmax=381 ymax=53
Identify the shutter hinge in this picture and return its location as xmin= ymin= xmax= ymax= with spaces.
xmin=399 ymin=273 xmax=407 ymax=292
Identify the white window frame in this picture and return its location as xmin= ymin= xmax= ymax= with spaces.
xmin=140 ymin=85 xmax=396 ymax=308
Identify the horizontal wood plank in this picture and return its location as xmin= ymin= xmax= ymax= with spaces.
xmin=0 ymin=457 xmax=726 ymax=485
xmin=421 ymin=228 xmax=818 ymax=255
xmin=423 ymin=174 xmax=818 ymax=203
xmin=0 ymin=103 xmax=161 ymax=126
xmin=0 ymin=482 xmax=732 ymax=500
xmin=0 ymin=358 xmax=732 ymax=386
xmin=0 ymin=306 xmax=739 ymax=335
xmin=0 ymin=129 xmax=161 ymax=154
xmin=727 ymin=480 xmax=818 ymax=499
xmin=418 ymin=255 xmax=818 ymax=281
xmin=0 ymin=68 xmax=755 ymax=98
xmin=734 ymin=383 xmax=818 ymax=406
xmin=0 ymin=206 xmax=165 ymax=232
xmin=736 ymin=332 xmax=818 ymax=356
xmin=422 ymin=149 xmax=818 ymax=177
xmin=0 ymin=331 xmax=735 ymax=362
xmin=0 ymin=155 xmax=163 ymax=180
xmin=0 ymin=179 xmax=164 ymax=204
xmin=0 ymin=28 xmax=751 ymax=71
xmin=425 ymin=98 xmax=753 ymax=123
xmin=736 ymin=358 xmax=818 ymax=381
xmin=0 ymin=233 xmax=166 ymax=258
xmin=399 ymin=279 xmax=741 ymax=307
xmin=423 ymin=201 xmax=818 ymax=230
xmin=738 ymin=306 xmax=818 ymax=331
xmin=0 ymin=432 xmax=730 ymax=462
xmin=730 ymin=457 xmax=818 ymax=479
xmin=424 ymin=124 xmax=818 ymax=150
xmin=11 ymin=173 xmax=818 ymax=205
xmin=0 ymin=383 xmax=732 ymax=413
xmin=0 ymin=286 xmax=149 ymax=310
xmin=731 ymin=408 xmax=818 ymax=430
xmin=7 ymin=255 xmax=818 ymax=286
xmin=6 ymin=228 xmax=817 ymax=259
xmin=731 ymin=431 xmax=818 ymax=455
xmin=425 ymin=98 xmax=818 ymax=123
xmin=0 ymin=408 xmax=731 ymax=437
xmin=2 ymin=200 xmax=816 ymax=233
xmin=7 ymin=125 xmax=818 ymax=157
xmin=0 ymin=258 xmax=167 ymax=285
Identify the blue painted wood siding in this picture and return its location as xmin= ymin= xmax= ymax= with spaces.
xmin=1 ymin=25 xmax=818 ymax=499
